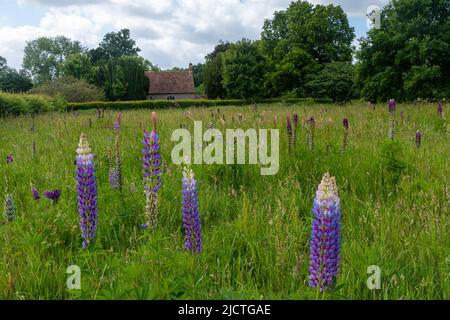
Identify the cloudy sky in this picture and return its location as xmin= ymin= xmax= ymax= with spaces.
xmin=0 ymin=0 xmax=388 ymax=70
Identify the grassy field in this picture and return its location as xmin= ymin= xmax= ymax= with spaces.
xmin=0 ymin=102 xmax=448 ymax=300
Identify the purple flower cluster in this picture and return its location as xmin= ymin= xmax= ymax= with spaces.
xmin=308 ymin=172 xmax=342 ymax=291
xmin=113 ymin=112 xmax=122 ymax=131
xmin=6 ymin=153 xmax=13 ymax=164
xmin=182 ymin=166 xmax=202 ymax=255
xmin=342 ymin=118 xmax=349 ymax=153
xmin=389 ymin=99 xmax=396 ymax=113
xmin=142 ymin=112 xmax=162 ymax=230
xmin=31 ymin=186 xmax=40 ymax=200
xmin=438 ymin=101 xmax=443 ymax=119
xmin=416 ymin=130 xmax=421 ymax=148
xmin=286 ymin=114 xmax=293 ymax=154
xmin=44 ymin=190 xmax=61 ymax=204
xmin=75 ymin=133 xmax=98 ymax=248
xmin=293 ymin=113 xmax=299 ymax=147
xmin=343 ymin=118 xmax=349 ymax=130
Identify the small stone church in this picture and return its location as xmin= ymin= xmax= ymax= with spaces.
xmin=145 ymin=63 xmax=197 ymax=100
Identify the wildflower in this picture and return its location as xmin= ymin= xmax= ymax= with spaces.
xmin=438 ymin=101 xmax=443 ymax=119
xmin=389 ymin=99 xmax=396 ymax=113
xmin=293 ymin=113 xmax=299 ymax=147
xmin=415 ymin=130 xmax=421 ymax=148
xmin=308 ymin=172 xmax=342 ymax=291
xmin=6 ymin=153 xmax=13 ymax=164
xmin=75 ymin=133 xmax=98 ymax=248
xmin=286 ymin=114 xmax=293 ymax=155
xmin=342 ymin=118 xmax=349 ymax=154
xmin=31 ymin=186 xmax=40 ymax=200
xmin=44 ymin=190 xmax=61 ymax=204
xmin=142 ymin=112 xmax=161 ymax=230
xmin=181 ymin=164 xmax=202 ymax=255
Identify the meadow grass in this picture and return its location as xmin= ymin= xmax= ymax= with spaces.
xmin=0 ymin=101 xmax=448 ymax=300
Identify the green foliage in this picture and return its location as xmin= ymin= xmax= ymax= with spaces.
xmin=306 ymin=62 xmax=356 ymax=102
xmin=29 ymin=76 xmax=104 ymax=103
xmin=61 ymin=52 xmax=94 ymax=81
xmin=0 ymin=91 xmax=66 ymax=115
xmin=94 ymin=55 xmax=148 ymax=101
xmin=23 ymin=36 xmax=84 ymax=83
xmin=222 ymin=39 xmax=267 ymax=99
xmin=90 ymin=29 xmax=141 ymax=63
xmin=67 ymin=97 xmax=331 ymax=111
xmin=380 ymin=139 xmax=407 ymax=188
xmin=261 ymin=0 xmax=354 ymax=96
xmin=0 ymin=69 xmax=33 ymax=93
xmin=356 ymin=0 xmax=450 ymax=101
xmin=192 ymin=63 xmax=204 ymax=87
xmin=203 ymin=41 xmax=230 ymax=99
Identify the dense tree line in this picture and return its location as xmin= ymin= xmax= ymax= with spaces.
xmin=1 ymin=0 xmax=448 ymax=103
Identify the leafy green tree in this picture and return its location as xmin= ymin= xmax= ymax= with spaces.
xmin=94 ymin=55 xmax=148 ymax=101
xmin=222 ymin=39 xmax=267 ymax=99
xmin=29 ymin=76 xmax=104 ymax=102
xmin=203 ymin=41 xmax=230 ymax=99
xmin=90 ymin=29 xmax=140 ymax=63
xmin=306 ymin=62 xmax=355 ymax=102
xmin=61 ymin=52 xmax=93 ymax=81
xmin=192 ymin=63 xmax=204 ymax=87
xmin=356 ymin=0 xmax=450 ymax=101
xmin=261 ymin=0 xmax=354 ymax=97
xmin=0 ymin=69 xmax=33 ymax=92
xmin=23 ymin=36 xmax=84 ymax=83
xmin=0 ymin=56 xmax=7 ymax=73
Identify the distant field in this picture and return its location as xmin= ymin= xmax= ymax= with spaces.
xmin=0 ymin=102 xmax=448 ymax=299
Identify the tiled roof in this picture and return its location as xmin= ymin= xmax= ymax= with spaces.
xmin=145 ymin=71 xmax=196 ymax=94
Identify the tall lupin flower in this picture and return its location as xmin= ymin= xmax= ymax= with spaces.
xmin=75 ymin=133 xmax=98 ymax=248
xmin=142 ymin=112 xmax=161 ymax=230
xmin=3 ymin=181 xmax=15 ymax=223
xmin=415 ymin=130 xmax=421 ymax=148
xmin=389 ymin=99 xmax=396 ymax=113
xmin=286 ymin=114 xmax=293 ymax=155
xmin=6 ymin=153 xmax=13 ymax=164
xmin=293 ymin=113 xmax=299 ymax=147
xmin=31 ymin=185 xmax=40 ymax=200
xmin=342 ymin=118 xmax=349 ymax=154
xmin=308 ymin=172 xmax=342 ymax=291
xmin=438 ymin=101 xmax=443 ymax=119
xmin=44 ymin=190 xmax=61 ymax=204
xmin=181 ymin=164 xmax=202 ymax=255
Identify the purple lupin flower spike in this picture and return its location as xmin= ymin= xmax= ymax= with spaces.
xmin=293 ymin=113 xmax=299 ymax=147
xmin=286 ymin=114 xmax=293 ymax=155
xmin=44 ymin=190 xmax=61 ymax=204
xmin=181 ymin=164 xmax=202 ymax=255
xmin=75 ymin=133 xmax=98 ymax=248
xmin=142 ymin=112 xmax=161 ymax=230
xmin=31 ymin=186 xmax=40 ymax=200
xmin=389 ymin=99 xmax=396 ymax=113
xmin=415 ymin=130 xmax=421 ymax=148
xmin=438 ymin=101 xmax=443 ymax=119
xmin=308 ymin=172 xmax=342 ymax=291
xmin=342 ymin=118 xmax=349 ymax=154
xmin=6 ymin=153 xmax=13 ymax=164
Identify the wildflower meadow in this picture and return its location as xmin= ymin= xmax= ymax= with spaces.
xmin=0 ymin=101 xmax=448 ymax=300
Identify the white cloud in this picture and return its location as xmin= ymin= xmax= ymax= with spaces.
xmin=1 ymin=0 xmax=386 ymax=70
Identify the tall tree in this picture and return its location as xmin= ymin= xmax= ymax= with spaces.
xmin=90 ymin=29 xmax=140 ymax=63
xmin=61 ymin=52 xmax=93 ymax=81
xmin=356 ymin=0 xmax=450 ymax=101
xmin=203 ymin=41 xmax=230 ymax=99
xmin=222 ymin=39 xmax=266 ymax=99
xmin=261 ymin=0 xmax=354 ymax=97
xmin=0 ymin=57 xmax=33 ymax=92
xmin=192 ymin=63 xmax=204 ymax=88
xmin=23 ymin=36 xmax=84 ymax=83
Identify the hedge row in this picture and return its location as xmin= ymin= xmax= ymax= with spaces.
xmin=0 ymin=91 xmax=66 ymax=116
xmin=68 ymin=97 xmax=333 ymax=111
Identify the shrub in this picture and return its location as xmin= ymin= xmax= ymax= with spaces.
xmin=29 ymin=76 xmax=105 ymax=103
xmin=0 ymin=91 xmax=66 ymax=115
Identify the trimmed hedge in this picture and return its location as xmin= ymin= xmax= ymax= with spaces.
xmin=67 ymin=97 xmax=333 ymax=111
xmin=0 ymin=91 xmax=66 ymax=116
